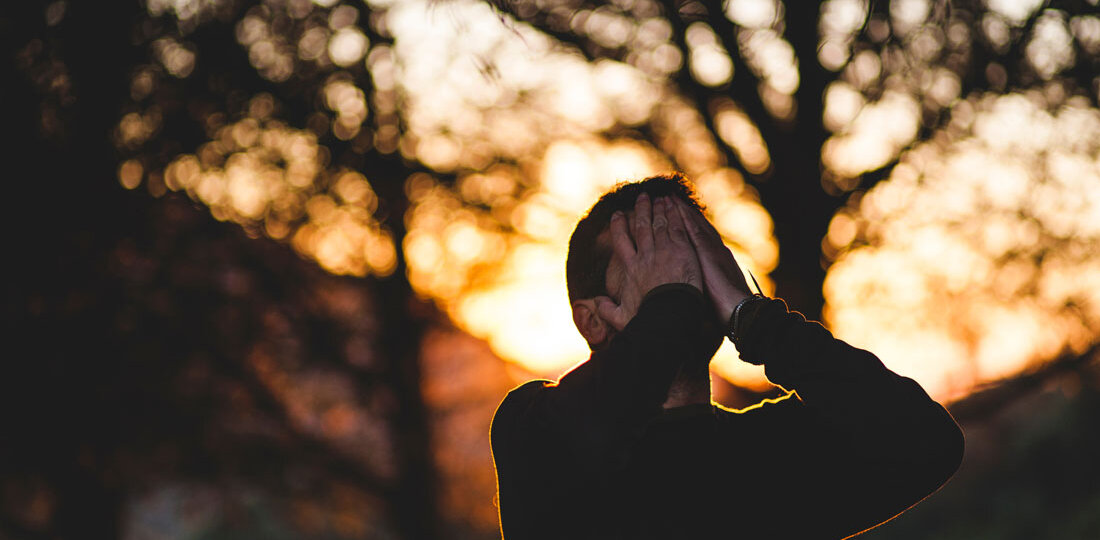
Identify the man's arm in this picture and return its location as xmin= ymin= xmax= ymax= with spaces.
xmin=734 ymin=298 xmax=964 ymax=538
xmin=675 ymin=198 xmax=962 ymax=537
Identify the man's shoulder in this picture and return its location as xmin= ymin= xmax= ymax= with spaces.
xmin=491 ymin=380 xmax=553 ymax=439
xmin=508 ymin=378 xmax=553 ymax=397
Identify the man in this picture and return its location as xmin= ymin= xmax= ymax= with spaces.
xmin=490 ymin=173 xmax=963 ymax=539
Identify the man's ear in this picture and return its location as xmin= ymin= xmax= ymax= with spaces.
xmin=572 ymin=299 xmax=611 ymax=349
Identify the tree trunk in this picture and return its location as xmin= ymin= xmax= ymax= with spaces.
xmin=2 ymin=2 xmax=145 ymax=537
xmin=371 ymin=154 xmax=442 ymax=540
xmin=753 ymin=3 xmax=839 ymax=321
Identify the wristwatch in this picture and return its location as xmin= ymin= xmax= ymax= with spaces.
xmin=726 ymin=294 xmax=765 ymax=346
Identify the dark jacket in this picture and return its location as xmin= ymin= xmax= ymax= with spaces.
xmin=491 ymin=284 xmax=964 ymax=539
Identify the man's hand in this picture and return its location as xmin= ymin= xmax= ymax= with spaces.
xmin=593 ymin=193 xmax=703 ymax=330
xmin=672 ymin=197 xmax=752 ymax=324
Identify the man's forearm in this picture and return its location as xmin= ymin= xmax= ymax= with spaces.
xmin=738 ymin=297 xmax=963 ymax=465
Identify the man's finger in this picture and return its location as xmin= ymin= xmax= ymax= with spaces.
xmin=607 ymin=211 xmax=635 ymax=260
xmin=651 ymin=197 xmax=670 ymax=246
xmin=675 ymin=198 xmax=720 ymax=243
xmin=674 ymin=198 xmax=707 ymax=248
xmin=594 ymin=296 xmax=629 ymax=331
xmin=632 ymin=192 xmax=654 ymax=253
xmin=665 ymin=197 xmax=690 ymax=244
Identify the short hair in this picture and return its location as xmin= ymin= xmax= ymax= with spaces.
xmin=565 ymin=172 xmax=704 ymax=303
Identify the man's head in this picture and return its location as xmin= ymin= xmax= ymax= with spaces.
xmin=566 ymin=172 xmax=705 ymax=348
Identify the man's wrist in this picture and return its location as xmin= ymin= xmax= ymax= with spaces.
xmin=718 ymin=290 xmax=751 ymax=324
xmin=725 ymin=293 xmax=766 ymax=347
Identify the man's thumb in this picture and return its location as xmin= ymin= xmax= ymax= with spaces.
xmin=593 ymin=296 xmax=627 ymax=331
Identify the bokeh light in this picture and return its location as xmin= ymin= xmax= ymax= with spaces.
xmin=825 ymin=91 xmax=1100 ymax=400
xmin=158 ymin=95 xmax=396 ymax=277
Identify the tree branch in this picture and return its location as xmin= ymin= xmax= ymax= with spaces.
xmin=659 ymin=0 xmax=756 ymax=179
xmin=697 ymin=0 xmax=783 ymax=152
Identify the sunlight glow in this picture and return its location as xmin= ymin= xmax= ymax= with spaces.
xmin=404 ymin=138 xmax=778 ymax=386
xmin=891 ymin=0 xmax=931 ymax=35
xmin=687 ymin=22 xmax=734 ymax=87
xmin=724 ymin=0 xmax=778 ymax=29
xmin=1026 ymin=11 xmax=1075 ymax=80
xmin=236 ymin=9 xmax=296 ymax=82
xmin=818 ymin=0 xmax=870 ymax=70
xmin=823 ymin=90 xmax=921 ymax=178
xmin=987 ymin=0 xmax=1045 ymax=26
xmin=117 ymin=109 xmax=162 ymax=149
xmin=118 ymin=159 xmax=144 ymax=190
xmin=387 ymin=0 xmax=663 ymax=167
xmin=328 ymin=27 xmax=368 ymax=67
xmin=740 ymin=29 xmax=799 ymax=96
xmin=371 ymin=0 xmax=780 ymax=386
xmin=153 ymin=37 xmax=195 ymax=78
xmin=714 ymin=100 xmax=771 ymax=174
xmin=825 ymin=91 xmax=1100 ymax=400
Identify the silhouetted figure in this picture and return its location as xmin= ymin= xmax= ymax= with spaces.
xmin=491 ymin=174 xmax=963 ymax=539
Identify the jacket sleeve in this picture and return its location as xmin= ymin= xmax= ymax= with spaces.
xmin=523 ymin=283 xmax=717 ymax=470
xmin=736 ymin=297 xmax=964 ymax=539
